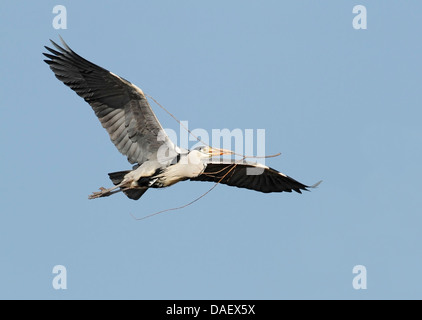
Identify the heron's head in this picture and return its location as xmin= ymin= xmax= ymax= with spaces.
xmin=196 ymin=146 xmax=234 ymax=158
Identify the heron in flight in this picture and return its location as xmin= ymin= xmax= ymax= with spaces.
xmin=43 ymin=38 xmax=320 ymax=200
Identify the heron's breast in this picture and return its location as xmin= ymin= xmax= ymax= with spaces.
xmin=157 ymin=162 xmax=206 ymax=187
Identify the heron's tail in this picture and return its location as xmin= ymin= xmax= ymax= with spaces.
xmin=108 ymin=170 xmax=148 ymax=200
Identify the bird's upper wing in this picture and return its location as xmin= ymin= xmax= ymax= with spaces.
xmin=191 ymin=160 xmax=321 ymax=193
xmin=43 ymin=38 xmax=175 ymax=165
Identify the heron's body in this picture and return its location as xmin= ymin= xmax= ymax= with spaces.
xmin=154 ymin=151 xmax=207 ymax=186
xmin=127 ymin=150 xmax=205 ymax=188
xmin=43 ymin=38 xmax=320 ymax=201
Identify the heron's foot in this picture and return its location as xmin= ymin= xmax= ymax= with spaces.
xmin=88 ymin=187 xmax=112 ymax=200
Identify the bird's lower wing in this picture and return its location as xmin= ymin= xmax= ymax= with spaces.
xmin=191 ymin=161 xmax=318 ymax=193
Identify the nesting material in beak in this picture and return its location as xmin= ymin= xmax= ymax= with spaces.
xmin=209 ymin=148 xmax=234 ymax=157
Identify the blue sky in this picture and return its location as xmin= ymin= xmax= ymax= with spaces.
xmin=1 ymin=1 xmax=421 ymax=299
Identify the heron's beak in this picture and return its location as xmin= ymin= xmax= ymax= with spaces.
xmin=209 ymin=148 xmax=234 ymax=157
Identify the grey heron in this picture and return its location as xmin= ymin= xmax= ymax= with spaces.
xmin=43 ymin=38 xmax=320 ymax=201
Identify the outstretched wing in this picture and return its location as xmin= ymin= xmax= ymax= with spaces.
xmin=191 ymin=160 xmax=321 ymax=193
xmin=43 ymin=37 xmax=175 ymax=165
